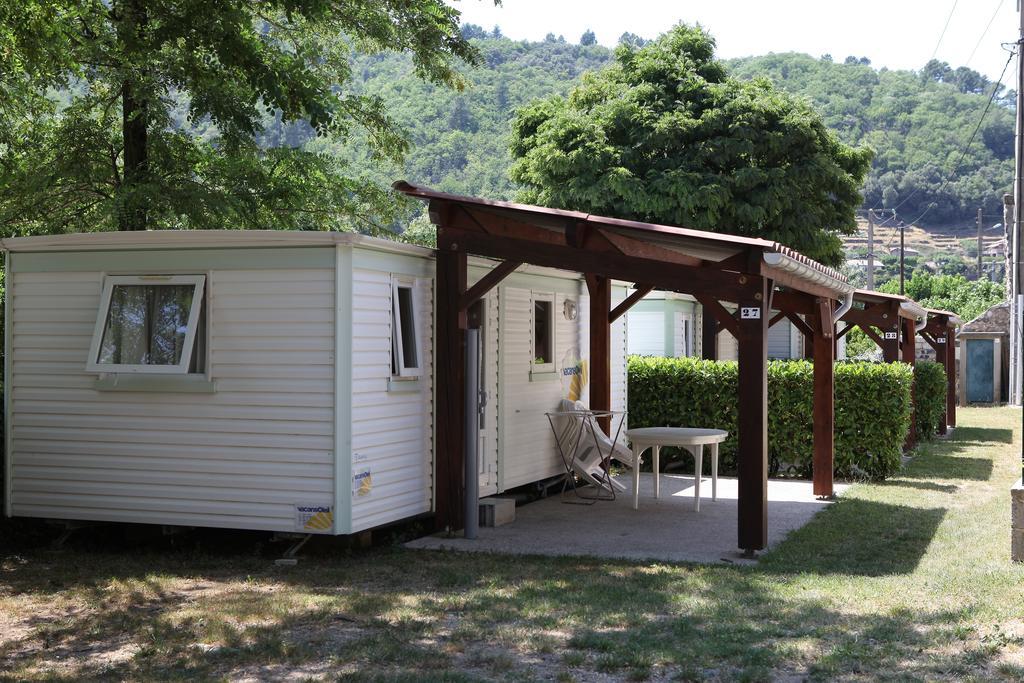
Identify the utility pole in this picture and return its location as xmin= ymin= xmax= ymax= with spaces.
xmin=866 ymin=209 xmax=876 ymax=290
xmin=1013 ymin=0 xmax=1024 ymax=407
xmin=899 ymin=221 xmax=906 ymax=295
xmin=978 ymin=207 xmax=984 ymax=281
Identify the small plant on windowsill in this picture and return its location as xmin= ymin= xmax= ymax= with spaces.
xmin=535 ymin=357 xmax=547 ymax=364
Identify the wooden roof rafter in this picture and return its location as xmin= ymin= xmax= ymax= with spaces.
xmin=397 ymin=181 xmax=853 ymax=305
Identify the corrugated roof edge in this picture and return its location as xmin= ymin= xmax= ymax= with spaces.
xmin=0 ymin=230 xmax=435 ymax=259
xmin=393 ymin=180 xmax=849 ymax=288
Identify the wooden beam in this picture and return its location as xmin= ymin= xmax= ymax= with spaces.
xmin=598 ymin=228 xmax=704 ymax=268
xmin=439 ymin=227 xmax=756 ymax=303
xmin=773 ymin=290 xmax=816 ymax=316
xmin=460 ymin=260 xmax=521 ymax=310
xmin=737 ymin=278 xmax=769 ymax=552
xmin=811 ymin=300 xmax=835 ymax=497
xmin=609 ymin=284 xmax=655 ymax=323
xmin=712 ymin=250 xmax=754 ymax=273
xmin=880 ymin=318 xmax=900 ymax=363
xmin=945 ymin=332 xmax=957 ymax=428
xmin=902 ymin=316 xmax=917 ymax=451
xmin=588 ymin=275 xmax=612 ymax=434
xmin=835 ymin=323 xmax=854 ymax=340
xmin=841 ymin=307 xmax=900 ymax=329
xmin=434 ymin=246 xmax=467 ymax=533
xmin=919 ymin=330 xmax=941 ymax=354
xmin=695 ymin=294 xmax=740 ymax=338
xmin=702 ymin=315 xmax=719 ymax=360
xmin=932 ymin=331 xmax=950 ymax=434
xmin=784 ymin=310 xmax=814 ymax=338
xmin=858 ymin=323 xmax=884 ymax=348
xmin=767 ymin=310 xmax=787 ymax=329
xmin=816 ymin=299 xmax=833 ymax=337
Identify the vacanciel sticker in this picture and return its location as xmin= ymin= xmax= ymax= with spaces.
xmin=295 ymin=504 xmax=333 ymax=531
xmin=352 ymin=469 xmax=372 ymax=497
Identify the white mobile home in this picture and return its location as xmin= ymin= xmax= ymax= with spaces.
xmin=626 ymin=291 xmax=842 ymax=360
xmin=2 ymin=231 xmax=626 ymax=535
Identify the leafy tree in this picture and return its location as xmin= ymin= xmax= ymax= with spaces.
xmin=508 ymin=25 xmax=873 ymax=266
xmin=327 ymin=33 xmax=614 ymax=206
xmin=878 ymin=271 xmax=1004 ymax=322
xmin=730 ymin=53 xmax=1014 ymax=226
xmin=618 ymin=32 xmax=649 ymax=48
xmin=580 ymin=30 xmax=597 ymax=46
xmin=0 ymin=0 xmax=486 ymax=234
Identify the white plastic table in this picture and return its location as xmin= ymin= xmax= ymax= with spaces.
xmin=625 ymin=427 xmax=729 ymax=511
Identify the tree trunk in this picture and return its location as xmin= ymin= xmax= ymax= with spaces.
xmin=119 ymin=0 xmax=148 ymax=231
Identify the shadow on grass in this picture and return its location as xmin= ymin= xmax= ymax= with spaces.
xmin=911 ymin=454 xmax=993 ymax=481
xmin=880 ymin=479 xmax=958 ymax=493
xmin=951 ymin=426 xmax=1015 ymax=444
xmin=1 ymin=542 xmax=1002 ymax=682
xmin=760 ymin=497 xmax=946 ymax=576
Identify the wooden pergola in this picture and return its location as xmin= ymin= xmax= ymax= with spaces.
xmin=919 ymin=308 xmax=961 ymax=434
xmin=836 ymin=289 xmax=927 ymax=449
xmin=396 ymin=181 xmax=854 ymax=554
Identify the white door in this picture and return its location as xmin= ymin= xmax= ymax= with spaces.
xmin=475 ymin=295 xmax=499 ymax=495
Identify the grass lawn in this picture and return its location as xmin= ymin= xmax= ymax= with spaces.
xmin=1 ymin=406 xmax=1022 ymax=681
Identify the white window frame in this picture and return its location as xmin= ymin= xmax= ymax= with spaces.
xmin=86 ymin=274 xmax=207 ymax=375
xmin=532 ymin=292 xmax=555 ymax=373
xmin=677 ymin=312 xmax=694 ymax=357
xmin=391 ymin=277 xmax=423 ymax=378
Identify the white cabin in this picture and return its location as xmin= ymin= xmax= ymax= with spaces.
xmin=626 ymin=291 xmax=844 ymax=360
xmin=2 ymin=231 xmax=626 ymax=535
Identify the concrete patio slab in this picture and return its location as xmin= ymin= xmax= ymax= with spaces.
xmin=406 ymin=474 xmax=849 ymax=565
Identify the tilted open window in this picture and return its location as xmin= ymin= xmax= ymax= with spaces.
xmin=532 ymin=293 xmax=554 ymax=372
xmin=391 ymin=279 xmax=422 ymax=378
xmin=87 ymin=275 xmax=206 ymax=374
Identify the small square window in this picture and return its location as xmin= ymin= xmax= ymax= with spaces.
xmin=392 ymin=280 xmax=422 ymax=378
xmin=533 ymin=298 xmax=553 ymax=367
xmin=87 ymin=275 xmax=206 ymax=374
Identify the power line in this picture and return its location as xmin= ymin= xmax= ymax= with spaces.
xmin=903 ymin=47 xmax=1017 ymax=227
xmin=868 ymin=0 xmax=962 ymax=213
xmin=931 ymin=0 xmax=961 ymax=62
xmin=964 ymin=0 xmax=1005 ymax=68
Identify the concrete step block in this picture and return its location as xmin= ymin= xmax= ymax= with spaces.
xmin=479 ymin=497 xmax=516 ymax=527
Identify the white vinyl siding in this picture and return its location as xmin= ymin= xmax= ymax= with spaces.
xmin=348 ymin=268 xmax=433 ymax=532
xmin=674 ymin=311 xmax=694 ymax=357
xmin=627 ymin=311 xmax=664 ymax=356
xmin=498 ymin=284 xmax=583 ymax=490
xmin=7 ymin=264 xmax=336 ymax=532
xmin=767 ymin=312 xmax=792 ymax=359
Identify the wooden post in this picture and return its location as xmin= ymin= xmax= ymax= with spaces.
xmin=736 ymin=278 xmax=769 ymax=553
xmin=946 ymin=328 xmax=957 ymax=428
xmin=812 ymin=299 xmax=835 ymax=497
xmin=881 ymin=306 xmax=900 ymax=363
xmin=902 ymin=316 xmax=917 ymax=450
xmin=934 ymin=328 xmax=950 ymax=435
xmin=701 ymin=311 xmax=719 ymax=360
xmin=434 ymin=243 xmax=467 ymax=532
xmin=587 ymin=275 xmax=612 ymax=433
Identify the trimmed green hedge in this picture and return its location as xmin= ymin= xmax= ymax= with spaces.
xmin=913 ymin=361 xmax=946 ymax=441
xmin=627 ymin=357 xmax=914 ymax=480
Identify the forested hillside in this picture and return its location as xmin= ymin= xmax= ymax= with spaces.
xmin=317 ymin=31 xmax=614 ymax=202
xmin=323 ymin=29 xmax=1013 ymax=230
xmin=728 ymin=54 xmax=1015 ymax=227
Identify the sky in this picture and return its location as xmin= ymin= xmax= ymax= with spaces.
xmin=448 ymin=0 xmax=1021 ymax=84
